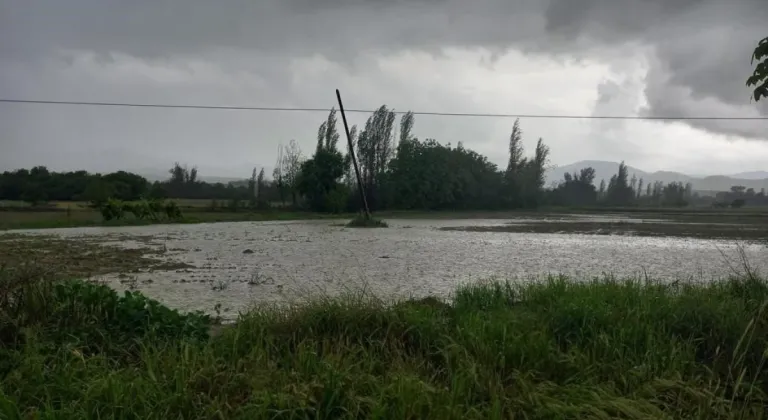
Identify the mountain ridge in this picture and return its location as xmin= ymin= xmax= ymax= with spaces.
xmin=546 ymin=161 xmax=768 ymax=193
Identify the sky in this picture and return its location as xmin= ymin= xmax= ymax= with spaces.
xmin=1 ymin=0 xmax=766 ymax=179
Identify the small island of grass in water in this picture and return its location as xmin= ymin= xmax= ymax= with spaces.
xmin=345 ymin=213 xmax=389 ymax=228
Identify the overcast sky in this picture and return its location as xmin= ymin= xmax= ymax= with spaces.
xmin=1 ymin=0 xmax=766 ymax=178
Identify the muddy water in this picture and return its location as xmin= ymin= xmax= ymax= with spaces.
xmin=14 ymin=219 xmax=768 ymax=319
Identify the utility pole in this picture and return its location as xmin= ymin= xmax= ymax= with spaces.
xmin=336 ymin=89 xmax=371 ymax=220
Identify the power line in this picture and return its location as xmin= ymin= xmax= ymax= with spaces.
xmin=0 ymin=98 xmax=766 ymax=121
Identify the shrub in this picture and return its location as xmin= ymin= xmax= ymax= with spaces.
xmin=0 ymin=275 xmax=211 ymax=355
xmin=97 ymin=198 xmax=125 ymax=221
xmin=163 ymin=200 xmax=182 ymax=220
xmin=93 ymin=198 xmax=182 ymax=222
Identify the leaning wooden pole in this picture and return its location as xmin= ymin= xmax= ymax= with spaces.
xmin=336 ymin=89 xmax=371 ymax=220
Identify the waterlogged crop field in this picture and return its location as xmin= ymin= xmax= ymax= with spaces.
xmin=2 ymin=213 xmax=766 ymax=320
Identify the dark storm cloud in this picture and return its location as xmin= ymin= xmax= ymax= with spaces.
xmin=1 ymin=0 xmax=766 ymax=139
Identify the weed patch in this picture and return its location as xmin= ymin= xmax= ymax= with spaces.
xmin=2 ymin=272 xmax=768 ymax=418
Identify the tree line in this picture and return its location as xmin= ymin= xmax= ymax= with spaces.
xmin=550 ymin=162 xmax=699 ymax=208
xmin=290 ymin=109 xmax=550 ymax=212
xmin=279 ymin=108 xmax=712 ymax=212
xmin=0 ymin=107 xmax=762 ymax=211
xmin=0 ymin=164 xmax=283 ymax=207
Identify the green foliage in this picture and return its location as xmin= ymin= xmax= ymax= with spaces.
xmin=298 ymin=111 xmax=551 ymax=213
xmin=102 ymin=171 xmax=151 ymax=201
xmin=0 ymin=278 xmax=210 ymax=364
xmin=93 ymin=198 xmax=182 ymax=222
xmin=19 ymin=185 xmax=47 ymax=206
xmin=0 ymin=167 xmax=150 ymax=203
xmin=0 ymin=164 xmax=289 ymax=204
xmin=163 ymin=200 xmax=182 ymax=219
xmin=81 ymin=178 xmax=116 ymax=204
xmin=604 ymin=161 xmax=635 ymax=206
xmin=324 ymin=186 xmax=349 ymax=214
xmin=3 ymin=273 xmax=768 ymax=418
xmin=298 ymin=148 xmax=346 ymax=212
xmin=552 ymin=167 xmax=598 ymax=206
xmin=96 ymin=198 xmax=125 ymax=221
xmin=387 ymin=139 xmax=505 ymax=210
xmin=747 ymin=36 xmax=768 ymax=101
xmin=356 ymin=105 xmax=396 ymax=210
xmin=280 ymin=139 xmax=305 ymax=207
xmin=660 ymin=182 xmax=690 ymax=207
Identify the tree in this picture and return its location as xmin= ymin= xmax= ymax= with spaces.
xmin=166 ymin=162 xmax=199 ymax=198
xmin=388 ymin=137 xmax=504 ymax=210
xmin=552 ymin=167 xmax=598 ymax=206
xmin=273 ymin=144 xmax=285 ymax=205
xmin=297 ymin=110 xmax=348 ymax=212
xmin=598 ymin=179 xmax=606 ymax=200
xmin=519 ymin=138 xmax=550 ymax=207
xmin=102 ymin=171 xmax=149 ymax=201
xmin=661 ymin=182 xmax=688 ymax=207
xmin=747 ymin=37 xmax=768 ymax=101
xmin=256 ymin=168 xmax=266 ymax=208
xmin=399 ymin=111 xmax=415 ymax=145
xmin=316 ymin=108 xmax=340 ymax=152
xmin=297 ymin=149 xmax=346 ymax=212
xmin=356 ymin=105 xmax=396 ymax=210
xmin=82 ymin=178 xmax=116 ymax=205
xmin=506 ymin=119 xmax=525 ymax=206
xmin=248 ymin=168 xmax=258 ymax=208
xmin=20 ymin=184 xmax=47 ymax=206
xmin=604 ymin=162 xmax=635 ymax=206
xmin=281 ymin=139 xmax=304 ymax=206
xmin=342 ymin=125 xmax=359 ymax=189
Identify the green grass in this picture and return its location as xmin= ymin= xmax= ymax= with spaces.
xmin=2 ymin=268 xmax=768 ymax=419
xmin=2 ymin=203 xmax=768 ymax=231
xmin=0 ymin=209 xmax=353 ymax=231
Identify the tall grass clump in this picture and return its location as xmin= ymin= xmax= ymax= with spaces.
xmin=345 ymin=213 xmax=388 ymax=228
xmin=2 ymin=269 xmax=768 ymax=419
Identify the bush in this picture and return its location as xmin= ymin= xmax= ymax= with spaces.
xmin=92 ymin=198 xmax=182 ymax=222
xmin=163 ymin=200 xmax=182 ymax=220
xmin=325 ymin=188 xmax=349 ymax=214
xmin=0 ymin=274 xmax=211 ymax=358
xmin=97 ymin=198 xmax=125 ymax=221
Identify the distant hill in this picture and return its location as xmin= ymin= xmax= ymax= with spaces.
xmin=730 ymin=171 xmax=768 ymax=180
xmin=546 ymin=160 xmax=768 ymax=193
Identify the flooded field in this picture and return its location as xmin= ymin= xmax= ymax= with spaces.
xmin=3 ymin=216 xmax=767 ymax=319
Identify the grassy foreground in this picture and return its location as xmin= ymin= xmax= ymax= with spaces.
xmin=2 ymin=271 xmax=768 ymax=419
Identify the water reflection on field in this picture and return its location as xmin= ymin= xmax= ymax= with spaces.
xmin=16 ymin=218 xmax=767 ymax=319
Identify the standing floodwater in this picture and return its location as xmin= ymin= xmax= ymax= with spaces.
xmin=7 ymin=218 xmax=767 ymax=319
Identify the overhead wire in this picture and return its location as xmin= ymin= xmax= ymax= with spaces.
xmin=1 ymin=98 xmax=766 ymax=121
